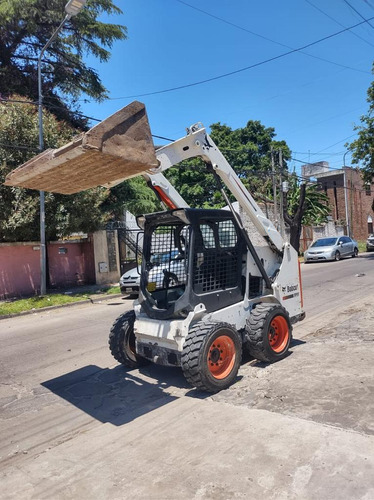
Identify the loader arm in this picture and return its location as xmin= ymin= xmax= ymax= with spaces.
xmin=151 ymin=124 xmax=284 ymax=253
xmin=103 ymin=171 xmax=190 ymax=210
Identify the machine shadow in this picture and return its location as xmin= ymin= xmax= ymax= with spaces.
xmin=42 ymin=363 xmax=201 ymax=427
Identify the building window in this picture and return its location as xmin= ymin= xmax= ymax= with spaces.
xmin=365 ymin=184 xmax=371 ymax=196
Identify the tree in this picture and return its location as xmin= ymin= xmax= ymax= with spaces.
xmin=283 ymin=174 xmax=330 ymax=253
xmin=0 ymin=97 xmax=160 ymax=242
xmin=348 ymin=66 xmax=374 ymax=185
xmin=0 ymin=0 xmax=127 ymax=127
xmin=165 ymin=120 xmax=291 ymax=208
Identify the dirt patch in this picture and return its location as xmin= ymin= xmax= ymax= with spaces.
xmin=212 ymin=307 xmax=374 ymax=435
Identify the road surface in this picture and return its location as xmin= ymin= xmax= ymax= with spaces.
xmin=1 ymin=253 xmax=374 ymax=499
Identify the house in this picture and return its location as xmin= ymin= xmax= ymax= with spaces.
xmin=302 ymin=163 xmax=374 ymax=241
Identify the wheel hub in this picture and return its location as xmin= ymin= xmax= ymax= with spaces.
xmin=269 ymin=326 xmax=279 ymax=345
xmin=207 ymin=335 xmax=236 ymax=380
xmin=268 ymin=316 xmax=289 ymax=353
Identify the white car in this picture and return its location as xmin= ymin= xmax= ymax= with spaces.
xmin=119 ymin=267 xmax=140 ymax=294
xmin=148 ymin=252 xmax=186 ymax=290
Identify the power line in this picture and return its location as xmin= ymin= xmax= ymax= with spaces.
xmin=0 ymin=99 xmax=360 ymax=168
xmin=0 ymin=97 xmax=101 ymax=124
xmin=178 ymin=0 xmax=374 ymax=52
xmin=107 ymin=16 xmax=373 ymax=100
xmin=305 ymin=0 xmax=374 ymax=47
xmin=343 ymin=0 xmax=374 ymax=31
xmin=0 ymin=142 xmax=39 ymax=152
xmin=293 ymin=151 xmax=344 ymax=156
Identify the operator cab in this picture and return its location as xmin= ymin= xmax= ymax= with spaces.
xmin=136 ymin=208 xmax=246 ymax=320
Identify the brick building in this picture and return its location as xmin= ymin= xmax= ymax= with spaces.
xmin=307 ymin=166 xmax=373 ymax=241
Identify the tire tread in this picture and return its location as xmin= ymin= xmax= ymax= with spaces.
xmin=181 ymin=321 xmax=242 ymax=392
xmin=246 ymin=303 xmax=292 ymax=363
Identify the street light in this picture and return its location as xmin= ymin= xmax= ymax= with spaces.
xmin=37 ymin=0 xmax=86 ymax=295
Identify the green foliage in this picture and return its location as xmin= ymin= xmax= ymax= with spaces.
xmin=286 ymin=174 xmax=330 ymax=226
xmin=0 ymin=285 xmax=121 ymax=316
xmin=348 ymin=64 xmax=374 ymax=183
xmin=0 ymin=294 xmax=89 ymax=315
xmin=165 ymin=120 xmax=291 ymax=208
xmin=0 ymin=0 xmax=126 ymax=126
xmin=0 ymin=97 xmax=159 ymax=242
xmin=101 ymin=177 xmax=161 ymax=218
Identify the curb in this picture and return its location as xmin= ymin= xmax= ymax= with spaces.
xmin=0 ymin=293 xmax=124 ymax=320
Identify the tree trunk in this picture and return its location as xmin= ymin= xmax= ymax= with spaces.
xmin=283 ymin=183 xmax=306 ymax=254
xmin=289 ymin=221 xmax=303 ymax=254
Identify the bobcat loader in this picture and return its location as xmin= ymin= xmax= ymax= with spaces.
xmin=5 ymin=101 xmax=305 ymax=393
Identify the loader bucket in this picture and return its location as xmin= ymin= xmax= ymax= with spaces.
xmin=4 ymin=101 xmax=158 ymax=194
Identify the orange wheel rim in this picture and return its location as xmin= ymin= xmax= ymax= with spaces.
xmin=207 ymin=335 xmax=236 ymax=379
xmin=268 ymin=316 xmax=289 ymax=353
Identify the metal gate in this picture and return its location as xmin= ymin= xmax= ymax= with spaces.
xmin=106 ymin=221 xmax=142 ymax=275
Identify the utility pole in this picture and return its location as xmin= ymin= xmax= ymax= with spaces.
xmin=278 ymin=149 xmax=286 ymax=238
xmin=271 ymin=149 xmax=278 ymax=230
xmin=37 ymin=0 xmax=87 ymax=295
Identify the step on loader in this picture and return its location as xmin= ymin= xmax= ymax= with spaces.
xmin=5 ymin=101 xmax=305 ymax=393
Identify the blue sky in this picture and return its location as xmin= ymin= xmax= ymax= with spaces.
xmin=80 ymin=0 xmax=374 ymax=175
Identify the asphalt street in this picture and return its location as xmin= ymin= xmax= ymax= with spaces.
xmin=301 ymin=252 xmax=374 ymax=317
xmin=1 ymin=253 xmax=374 ymax=499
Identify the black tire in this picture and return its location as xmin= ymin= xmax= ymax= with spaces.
xmin=181 ymin=321 xmax=242 ymax=393
xmin=334 ymin=250 xmax=341 ymax=261
xmin=352 ymin=247 xmax=358 ymax=257
xmin=109 ymin=310 xmax=149 ymax=369
xmin=245 ymin=303 xmax=292 ymax=363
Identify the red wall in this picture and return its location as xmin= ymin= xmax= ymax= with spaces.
xmin=0 ymin=239 xmax=95 ymax=299
xmin=48 ymin=241 xmax=95 ymax=289
xmin=0 ymin=243 xmax=41 ymax=299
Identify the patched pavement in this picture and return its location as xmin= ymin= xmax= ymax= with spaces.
xmin=1 ymin=296 xmax=374 ymax=499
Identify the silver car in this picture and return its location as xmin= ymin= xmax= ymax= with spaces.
xmin=304 ymin=236 xmax=358 ymax=263
xmin=366 ymin=234 xmax=374 ymax=252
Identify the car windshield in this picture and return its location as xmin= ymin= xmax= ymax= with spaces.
xmin=311 ymin=238 xmax=338 ymax=247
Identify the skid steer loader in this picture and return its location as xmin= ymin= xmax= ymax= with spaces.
xmin=5 ymin=101 xmax=305 ymax=393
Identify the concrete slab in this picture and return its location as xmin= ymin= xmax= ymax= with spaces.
xmin=1 ymin=398 xmax=373 ymax=499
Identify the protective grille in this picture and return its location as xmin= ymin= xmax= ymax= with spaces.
xmin=146 ymin=224 xmax=188 ymax=292
xmin=248 ymin=276 xmax=263 ymax=298
xmin=193 ymin=220 xmax=239 ymax=293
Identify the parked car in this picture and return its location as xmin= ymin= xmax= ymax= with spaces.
xmin=366 ymin=234 xmax=374 ymax=252
xmin=148 ymin=251 xmax=186 ymax=290
xmin=304 ymin=236 xmax=358 ymax=263
xmin=150 ymin=249 xmax=179 ymax=266
xmin=119 ymin=250 xmax=183 ymax=294
xmin=119 ymin=267 xmax=140 ymax=294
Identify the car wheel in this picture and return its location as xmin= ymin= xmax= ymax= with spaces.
xmin=352 ymin=247 xmax=358 ymax=257
xmin=334 ymin=251 xmax=341 ymax=261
